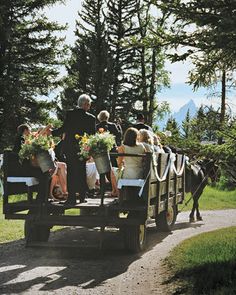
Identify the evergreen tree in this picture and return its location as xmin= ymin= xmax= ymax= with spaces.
xmin=191 ymin=105 xmax=221 ymax=142
xmin=166 ymin=117 xmax=180 ymax=134
xmin=182 ymin=109 xmax=191 ymax=139
xmin=60 ymin=0 xmax=110 ymax=116
xmin=155 ymin=0 xmax=236 ymax=68
xmin=154 ymin=0 xmax=236 ymax=131
xmin=0 ymin=0 xmax=66 ymax=150
xmin=106 ymin=0 xmax=140 ymax=118
xmin=134 ymin=1 xmax=170 ymax=125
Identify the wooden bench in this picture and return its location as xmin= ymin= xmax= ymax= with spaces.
xmin=2 ymin=151 xmax=40 ymax=204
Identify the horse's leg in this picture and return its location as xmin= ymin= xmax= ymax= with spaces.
xmin=194 ymin=188 xmax=204 ymax=221
xmin=189 ymin=193 xmax=196 ymax=222
xmin=196 ymin=194 xmax=203 ymax=221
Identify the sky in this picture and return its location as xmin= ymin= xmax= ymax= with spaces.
xmin=44 ymin=0 xmax=235 ymax=114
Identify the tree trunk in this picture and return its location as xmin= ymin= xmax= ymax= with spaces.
xmin=148 ymin=48 xmax=157 ymax=126
xmin=218 ymin=70 xmax=226 ymax=144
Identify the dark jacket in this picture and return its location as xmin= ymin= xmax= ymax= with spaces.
xmin=133 ymin=122 xmax=152 ymax=131
xmin=52 ymin=108 xmax=96 ymax=154
xmin=96 ymin=121 xmax=121 ymax=146
xmin=13 ymin=135 xmax=25 ymax=154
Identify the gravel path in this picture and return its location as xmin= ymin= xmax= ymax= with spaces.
xmin=0 ymin=209 xmax=235 ymax=295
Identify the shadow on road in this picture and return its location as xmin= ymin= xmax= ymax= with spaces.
xmin=0 ymin=219 xmax=203 ymax=293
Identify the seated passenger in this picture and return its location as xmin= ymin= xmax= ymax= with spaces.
xmin=153 ymin=134 xmax=165 ymax=153
xmin=117 ymin=127 xmax=146 ymax=179
xmin=13 ymin=124 xmax=51 ymax=202
xmin=138 ymin=129 xmax=155 ymax=153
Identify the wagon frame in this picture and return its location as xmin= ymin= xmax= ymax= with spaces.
xmin=2 ymin=151 xmax=185 ymax=253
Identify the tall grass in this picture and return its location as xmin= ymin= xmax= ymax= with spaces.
xmin=166 ymin=227 xmax=236 ymax=294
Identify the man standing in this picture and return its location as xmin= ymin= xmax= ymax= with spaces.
xmin=51 ymin=94 xmax=96 ymax=205
xmin=133 ymin=113 xmax=153 ymax=132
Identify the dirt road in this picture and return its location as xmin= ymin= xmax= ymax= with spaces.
xmin=0 ymin=209 xmax=235 ymax=295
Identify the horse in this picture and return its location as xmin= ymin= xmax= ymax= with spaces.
xmin=185 ymin=159 xmax=219 ymax=222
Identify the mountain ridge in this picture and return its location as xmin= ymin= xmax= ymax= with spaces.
xmin=157 ymin=99 xmax=197 ymax=130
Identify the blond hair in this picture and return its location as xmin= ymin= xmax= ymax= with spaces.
xmin=139 ymin=129 xmax=154 ymax=145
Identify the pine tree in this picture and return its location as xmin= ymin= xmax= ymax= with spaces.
xmin=154 ymin=0 xmax=236 ymax=130
xmin=0 ymin=0 xmax=66 ymax=150
xmin=60 ymin=0 xmax=110 ymax=116
xmin=128 ymin=1 xmax=170 ymax=125
xmin=191 ymin=105 xmax=221 ymax=142
xmin=165 ymin=117 xmax=181 ymax=147
xmin=182 ymin=109 xmax=191 ymax=139
xmin=106 ymin=0 xmax=140 ymax=118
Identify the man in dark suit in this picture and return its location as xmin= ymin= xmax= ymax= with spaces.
xmin=133 ymin=113 xmax=153 ymax=132
xmin=51 ymin=94 xmax=96 ymax=205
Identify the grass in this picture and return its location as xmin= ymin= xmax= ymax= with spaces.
xmin=166 ymin=227 xmax=236 ymax=294
xmin=180 ymin=185 xmax=236 ymax=212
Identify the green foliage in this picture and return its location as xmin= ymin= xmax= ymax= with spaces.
xmin=59 ymin=0 xmax=111 ymax=117
xmin=166 ymin=227 xmax=236 ymax=294
xmin=153 ymin=0 xmax=236 ymax=128
xmin=75 ymin=131 xmax=115 ymax=159
xmin=200 ymin=122 xmax=236 ymax=187
xmin=0 ymin=0 xmax=67 ymax=150
xmin=19 ymin=134 xmax=54 ymax=160
xmin=61 ymin=0 xmax=170 ymax=124
xmin=155 ymin=0 xmax=236 ymax=68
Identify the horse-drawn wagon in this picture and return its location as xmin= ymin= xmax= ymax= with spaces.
xmin=2 ymin=151 xmax=185 ymax=253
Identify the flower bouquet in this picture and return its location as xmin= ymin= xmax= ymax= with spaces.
xmin=19 ymin=134 xmax=56 ymax=172
xmin=75 ymin=129 xmax=115 ymax=174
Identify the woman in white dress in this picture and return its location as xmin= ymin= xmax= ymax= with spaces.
xmin=117 ymin=127 xmax=146 ymax=179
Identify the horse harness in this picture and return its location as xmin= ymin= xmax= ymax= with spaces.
xmin=179 ymin=160 xmax=218 ymax=213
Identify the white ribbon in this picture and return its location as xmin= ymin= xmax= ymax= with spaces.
xmin=171 ymin=155 xmax=186 ymax=176
xmin=152 ymin=153 xmax=185 ymax=181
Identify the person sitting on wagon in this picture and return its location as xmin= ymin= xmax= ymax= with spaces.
xmin=153 ymin=134 xmax=165 ymax=153
xmin=117 ymin=127 xmax=146 ymax=179
xmin=12 ymin=124 xmax=51 ymax=203
xmin=36 ymin=125 xmax=68 ymax=200
xmin=13 ymin=124 xmax=31 ymax=154
xmin=114 ymin=127 xmax=147 ymax=199
xmin=138 ymin=129 xmax=155 ymax=153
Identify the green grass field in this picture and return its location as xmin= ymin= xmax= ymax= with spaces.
xmin=180 ymin=185 xmax=236 ymax=212
xmin=0 ymin=186 xmax=236 ymax=243
xmin=166 ymin=227 xmax=236 ymax=294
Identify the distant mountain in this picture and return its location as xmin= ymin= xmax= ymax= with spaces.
xmin=156 ymin=99 xmax=198 ymax=130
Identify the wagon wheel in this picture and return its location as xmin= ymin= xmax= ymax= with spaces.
xmin=24 ymin=209 xmax=50 ymax=244
xmin=124 ymin=212 xmax=147 ymax=253
xmin=155 ymin=205 xmax=177 ymax=232
xmin=24 ymin=220 xmax=50 ymax=244
xmin=124 ymin=224 xmax=147 ymax=253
